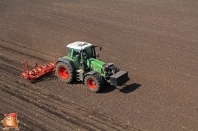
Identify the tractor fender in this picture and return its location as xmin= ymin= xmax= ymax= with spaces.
xmin=83 ymin=71 xmax=97 ymax=82
xmin=56 ymin=57 xmax=75 ymax=71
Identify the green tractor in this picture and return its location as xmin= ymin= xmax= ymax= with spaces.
xmin=56 ymin=41 xmax=129 ymax=92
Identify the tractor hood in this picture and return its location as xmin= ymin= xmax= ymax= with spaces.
xmin=87 ymin=58 xmax=105 ymax=73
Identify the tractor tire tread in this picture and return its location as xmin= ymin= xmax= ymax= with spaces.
xmin=84 ymin=74 xmax=104 ymax=93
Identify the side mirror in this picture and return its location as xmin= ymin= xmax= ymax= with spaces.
xmin=94 ymin=45 xmax=102 ymax=51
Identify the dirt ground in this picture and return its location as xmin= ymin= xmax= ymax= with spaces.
xmin=0 ymin=0 xmax=198 ymax=130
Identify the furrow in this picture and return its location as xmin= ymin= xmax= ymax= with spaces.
xmin=0 ymin=44 xmax=48 ymax=63
xmin=0 ymin=81 xmax=85 ymax=130
xmin=0 ymin=89 xmax=62 ymax=131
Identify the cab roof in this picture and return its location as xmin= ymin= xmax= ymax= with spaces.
xmin=67 ymin=41 xmax=93 ymax=50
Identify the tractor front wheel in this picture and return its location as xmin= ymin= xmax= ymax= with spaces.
xmin=56 ymin=62 xmax=74 ymax=83
xmin=84 ymin=74 xmax=104 ymax=93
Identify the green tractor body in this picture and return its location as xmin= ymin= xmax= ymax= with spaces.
xmin=56 ymin=41 xmax=129 ymax=92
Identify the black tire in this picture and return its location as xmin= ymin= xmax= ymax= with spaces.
xmin=84 ymin=74 xmax=104 ymax=93
xmin=56 ymin=62 xmax=75 ymax=83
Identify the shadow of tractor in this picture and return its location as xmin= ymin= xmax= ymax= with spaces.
xmin=101 ymin=83 xmax=141 ymax=94
xmin=119 ymin=83 xmax=141 ymax=93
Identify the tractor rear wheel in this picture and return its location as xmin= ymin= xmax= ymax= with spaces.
xmin=84 ymin=74 xmax=104 ymax=93
xmin=56 ymin=62 xmax=74 ymax=83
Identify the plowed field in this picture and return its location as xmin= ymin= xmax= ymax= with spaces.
xmin=0 ymin=0 xmax=198 ymax=130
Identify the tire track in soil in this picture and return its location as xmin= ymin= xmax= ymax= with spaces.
xmin=0 ymin=39 xmax=54 ymax=58
xmin=0 ymin=39 xmax=50 ymax=63
xmin=0 ymin=106 xmax=36 ymax=131
xmin=0 ymin=51 xmax=138 ymax=130
xmin=0 ymin=91 xmax=65 ymax=131
xmin=0 ymin=55 xmax=21 ymax=69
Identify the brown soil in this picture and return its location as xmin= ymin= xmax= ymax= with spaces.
xmin=0 ymin=0 xmax=198 ymax=130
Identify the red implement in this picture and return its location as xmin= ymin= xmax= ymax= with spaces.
xmin=21 ymin=60 xmax=56 ymax=82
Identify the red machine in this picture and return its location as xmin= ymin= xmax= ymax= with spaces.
xmin=21 ymin=60 xmax=56 ymax=82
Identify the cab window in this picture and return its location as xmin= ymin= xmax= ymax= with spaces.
xmin=72 ymin=49 xmax=80 ymax=58
xmin=67 ymin=48 xmax=72 ymax=57
xmin=84 ymin=47 xmax=93 ymax=58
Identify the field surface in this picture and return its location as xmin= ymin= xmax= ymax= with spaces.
xmin=0 ymin=0 xmax=198 ymax=130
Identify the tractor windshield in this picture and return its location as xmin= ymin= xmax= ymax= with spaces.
xmin=67 ymin=48 xmax=81 ymax=59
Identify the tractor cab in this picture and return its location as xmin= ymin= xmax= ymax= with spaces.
xmin=66 ymin=41 xmax=102 ymax=69
xmin=67 ymin=41 xmax=96 ymax=59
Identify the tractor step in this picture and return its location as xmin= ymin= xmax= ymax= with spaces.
xmin=76 ymin=69 xmax=84 ymax=81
